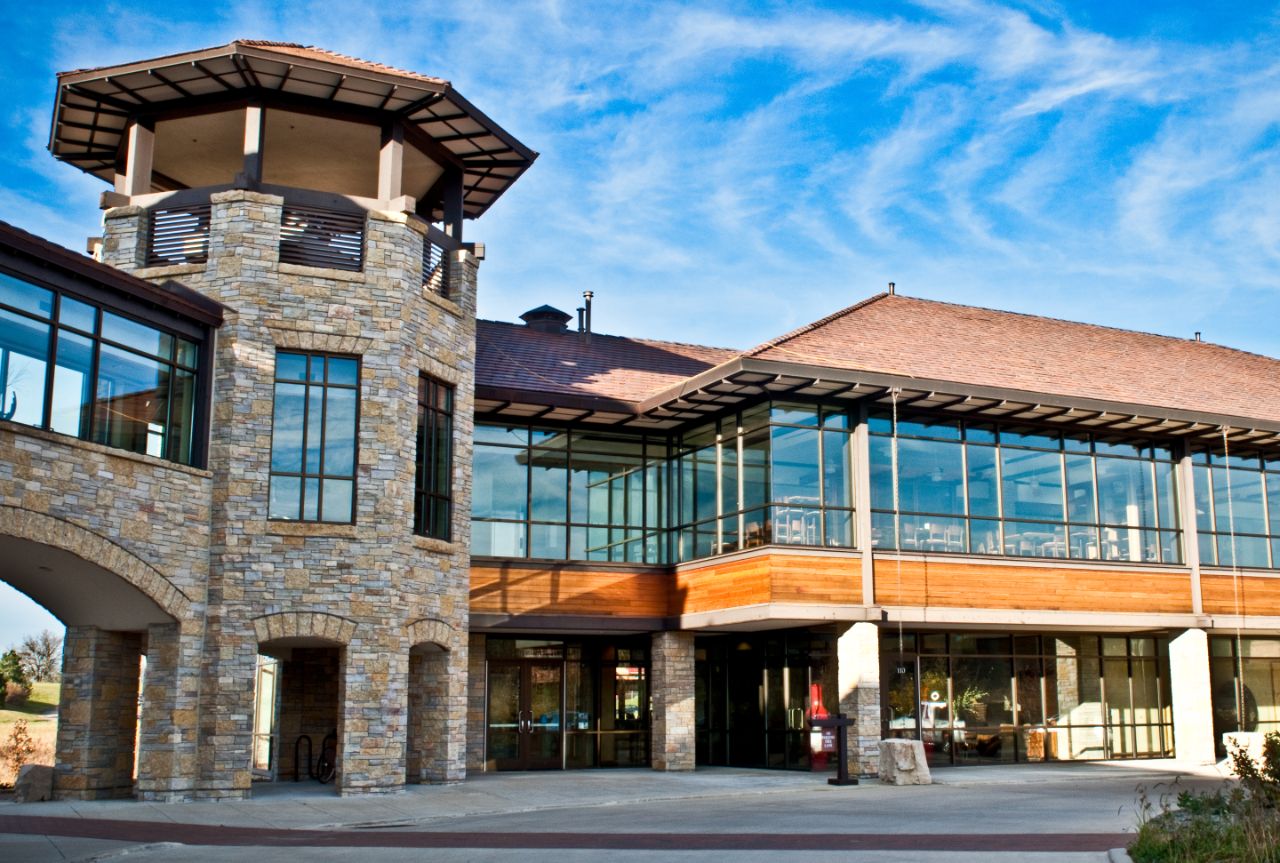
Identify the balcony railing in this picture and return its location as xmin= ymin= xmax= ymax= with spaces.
xmin=423 ymin=225 xmax=458 ymax=299
xmin=146 ymin=204 xmax=212 ymax=267
xmin=279 ymin=204 xmax=365 ymax=272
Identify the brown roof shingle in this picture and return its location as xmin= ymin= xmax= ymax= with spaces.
xmin=747 ymin=293 xmax=1280 ymax=425
xmin=476 ymin=320 xmax=737 ymax=405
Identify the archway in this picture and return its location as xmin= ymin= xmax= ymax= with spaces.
xmin=0 ymin=507 xmax=195 ymax=800
xmin=406 ymin=617 xmax=465 ymax=783
xmin=254 ymin=612 xmax=355 ymax=792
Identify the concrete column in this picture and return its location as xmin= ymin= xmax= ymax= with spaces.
xmin=838 ymin=621 xmax=881 ymax=777
xmin=54 ymin=626 xmax=143 ymax=800
xmin=407 ymin=641 xmax=468 ymax=783
xmin=650 ymin=630 xmax=696 ymax=771
xmin=466 ymin=633 xmax=487 ymax=772
xmin=135 ymin=621 xmax=202 ymax=801
xmin=339 ymin=641 xmax=408 ymax=795
xmin=1169 ymin=628 xmax=1216 ymax=764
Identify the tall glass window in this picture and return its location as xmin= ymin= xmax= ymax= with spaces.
xmin=672 ymin=402 xmax=855 ymax=561
xmin=1209 ymin=636 xmax=1280 ymax=755
xmin=471 ymin=424 xmax=667 ymax=563
xmin=268 ymin=351 xmax=359 ymax=523
xmin=414 ymin=375 xmax=453 ymax=539
xmin=1193 ymin=450 xmax=1280 ymax=568
xmin=870 ymin=414 xmax=1181 ymax=563
xmin=0 ymin=269 xmax=203 ymax=465
xmin=882 ymin=631 xmax=1173 ymax=766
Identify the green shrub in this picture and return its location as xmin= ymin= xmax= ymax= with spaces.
xmin=1130 ymin=732 xmax=1280 ymax=863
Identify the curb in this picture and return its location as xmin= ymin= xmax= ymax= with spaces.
xmin=1109 ymin=848 xmax=1133 ymax=863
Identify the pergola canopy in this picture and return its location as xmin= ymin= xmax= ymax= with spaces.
xmin=51 ymin=40 xmax=537 ymax=219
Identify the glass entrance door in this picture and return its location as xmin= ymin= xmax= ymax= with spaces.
xmin=764 ymin=638 xmax=819 ymax=769
xmin=487 ymin=660 xmax=563 ymax=770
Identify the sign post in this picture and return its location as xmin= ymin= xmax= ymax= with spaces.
xmin=811 ymin=713 xmax=859 ymax=786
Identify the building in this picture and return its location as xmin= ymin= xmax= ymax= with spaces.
xmin=0 ymin=41 xmax=1277 ymax=800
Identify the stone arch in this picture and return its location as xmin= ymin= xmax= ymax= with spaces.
xmin=407 ymin=617 xmax=455 ymax=651
xmin=0 ymin=505 xmax=192 ymax=623
xmin=252 ymin=611 xmax=357 ymax=645
xmin=406 ymin=616 xmax=463 ymax=783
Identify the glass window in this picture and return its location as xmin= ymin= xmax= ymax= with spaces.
xmin=0 ymin=307 xmax=50 ymax=427
xmin=414 ymin=375 xmax=453 ymax=539
xmin=268 ymin=352 xmax=359 ymax=523
xmin=1000 ymin=449 xmax=1064 ymax=522
xmin=0 ymin=269 xmax=206 ymax=465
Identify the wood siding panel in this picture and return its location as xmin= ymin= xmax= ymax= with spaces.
xmin=674 ymin=553 xmax=859 ymax=614
xmin=470 ymin=564 xmax=669 ymax=617
xmin=873 ymin=559 xmax=1193 ymax=613
xmin=1202 ymin=573 xmax=1280 ymax=617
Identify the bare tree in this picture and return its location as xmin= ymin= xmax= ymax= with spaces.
xmin=18 ymin=629 xmax=61 ymax=682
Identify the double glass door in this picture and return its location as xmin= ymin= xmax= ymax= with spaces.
xmin=697 ymin=629 xmax=837 ymax=770
xmin=487 ymin=660 xmax=563 ymax=770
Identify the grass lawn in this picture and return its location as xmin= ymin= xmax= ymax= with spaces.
xmin=0 ymin=681 xmax=58 ymax=786
xmin=0 ymin=680 xmax=59 ymax=725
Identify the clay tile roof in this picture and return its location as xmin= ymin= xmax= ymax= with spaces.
xmin=232 ymin=40 xmax=450 ymax=86
xmin=747 ymin=292 xmax=1280 ymax=425
xmin=476 ymin=320 xmax=738 ymax=405
xmin=61 ymin=40 xmax=450 ymax=86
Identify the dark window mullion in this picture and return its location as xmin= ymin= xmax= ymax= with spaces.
xmin=41 ymin=297 xmax=59 ymax=430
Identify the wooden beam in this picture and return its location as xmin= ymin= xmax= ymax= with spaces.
xmin=239 ymin=102 xmax=265 ymax=188
xmin=119 ymin=120 xmax=154 ymax=196
xmin=442 ymin=169 xmax=464 ymax=240
xmin=377 ymin=120 xmax=405 ymax=201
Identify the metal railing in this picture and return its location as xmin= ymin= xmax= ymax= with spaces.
xmin=146 ymin=204 xmax=212 ymax=266
xmin=423 ymin=226 xmax=457 ymax=299
xmin=279 ymin=204 xmax=365 ymax=271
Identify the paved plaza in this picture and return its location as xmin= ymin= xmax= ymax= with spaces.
xmin=0 ymin=760 xmax=1230 ymax=862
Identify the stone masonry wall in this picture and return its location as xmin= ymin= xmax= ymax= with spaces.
xmin=101 ymin=192 xmax=477 ymax=797
xmin=0 ymin=418 xmax=211 ymax=801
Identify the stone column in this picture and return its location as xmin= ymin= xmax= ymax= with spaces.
xmin=650 ymin=631 xmax=696 ymax=771
xmin=339 ymin=640 xmax=408 ymax=795
xmin=135 ymin=621 xmax=202 ymax=801
xmin=100 ymin=205 xmax=149 ymax=270
xmin=838 ymin=621 xmax=881 ymax=777
xmin=54 ymin=626 xmax=143 ymax=800
xmin=466 ymin=633 xmax=487 ymax=772
xmin=1169 ymin=628 xmax=1216 ymax=764
xmin=408 ymin=642 xmax=468 ymax=783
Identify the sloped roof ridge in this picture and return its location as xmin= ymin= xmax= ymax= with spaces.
xmin=886 ymin=292 xmax=1279 ymax=364
xmin=478 ymin=318 xmax=739 ymax=354
xmin=744 ymin=292 xmax=891 ymax=357
xmin=61 ymin=40 xmax=450 ymax=86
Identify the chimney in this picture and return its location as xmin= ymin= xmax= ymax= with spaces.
xmin=519 ymin=305 xmax=573 ymax=334
xmin=888 ymin=281 xmax=896 ymax=295
xmin=582 ymin=291 xmax=594 ymax=343
xmin=1194 ymin=331 xmax=1202 ymax=342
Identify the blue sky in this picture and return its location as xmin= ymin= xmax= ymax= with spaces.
xmin=3 ymin=0 xmax=1280 ymax=643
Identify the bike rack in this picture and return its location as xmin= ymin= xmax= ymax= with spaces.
xmin=293 ymin=734 xmax=313 ymax=782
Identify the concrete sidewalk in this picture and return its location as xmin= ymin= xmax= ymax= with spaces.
xmin=0 ymin=759 xmax=1232 ymax=862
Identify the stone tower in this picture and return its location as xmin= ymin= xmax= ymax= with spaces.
xmin=49 ymin=41 xmax=535 ymax=798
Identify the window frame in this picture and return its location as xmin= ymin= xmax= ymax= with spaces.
xmin=414 ymin=373 xmax=454 ymax=540
xmin=267 ymin=350 xmax=361 ymax=524
xmin=0 ymin=256 xmax=212 ymax=467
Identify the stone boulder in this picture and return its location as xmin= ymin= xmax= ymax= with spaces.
xmin=13 ymin=764 xmax=53 ymax=802
xmin=878 ymin=739 xmax=932 ymax=786
xmin=1223 ymin=732 xmax=1267 ymax=769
